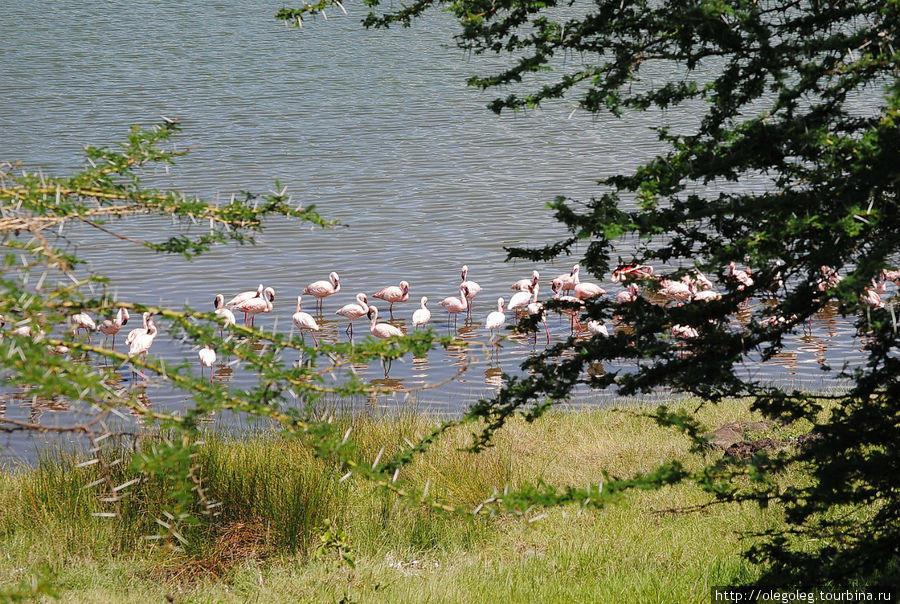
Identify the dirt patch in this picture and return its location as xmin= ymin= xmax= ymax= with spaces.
xmin=703 ymin=421 xmax=775 ymax=449
xmin=150 ymin=520 xmax=270 ymax=586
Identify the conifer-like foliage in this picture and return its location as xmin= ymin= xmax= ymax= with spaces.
xmin=281 ymin=0 xmax=900 ymax=584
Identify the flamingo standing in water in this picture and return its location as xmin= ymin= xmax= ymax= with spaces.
xmin=611 ymin=264 xmax=654 ymax=282
xmin=230 ymin=287 xmax=275 ymax=327
xmin=367 ymin=306 xmax=403 ymax=339
xmin=526 ymin=292 xmax=550 ymax=345
xmin=98 ymin=308 xmax=129 ymax=348
xmin=335 ymin=293 xmax=369 ymax=337
xmin=511 ymin=270 xmax=540 ymax=292
xmin=574 ymin=280 xmax=607 ymax=300
xmin=551 ymin=281 xmax=586 ymax=333
xmin=460 ymin=266 xmax=482 ymax=316
xmin=372 ymin=280 xmax=409 ymax=317
xmin=198 ymin=345 xmax=216 ymax=384
xmin=71 ymin=312 xmax=96 ymax=343
xmin=484 ymin=297 xmax=506 ymax=341
xmin=125 ymin=312 xmax=151 ymax=349
xmin=412 ymin=296 xmax=431 ymax=329
xmin=551 ymin=264 xmax=580 ymax=294
xmin=214 ymin=294 xmax=237 ymax=336
xmin=439 ymin=284 xmax=469 ymax=328
xmin=658 ymin=279 xmax=693 ymax=304
xmin=728 ymin=262 xmax=754 ymax=290
xmin=507 ymin=283 xmax=535 ymax=317
xmin=303 ymin=272 xmax=340 ymax=313
xmin=367 ymin=306 xmax=403 ymax=375
xmin=859 ymin=286 xmax=884 ymax=309
xmin=615 ymin=283 xmax=640 ymax=304
xmin=128 ymin=316 xmax=158 ymax=380
xmin=587 ymin=320 xmax=611 ymax=337
xmin=292 ymin=295 xmax=321 ymax=347
xmin=226 ymin=284 xmax=263 ymax=324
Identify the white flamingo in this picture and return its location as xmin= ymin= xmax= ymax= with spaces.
xmin=587 ymin=320 xmax=611 ymax=337
xmin=372 ymin=280 xmax=409 ymax=317
xmin=526 ymin=294 xmax=550 ymax=345
xmin=125 ymin=312 xmax=151 ymax=349
xmin=439 ymin=284 xmax=469 ymax=328
xmin=292 ymin=295 xmax=321 ymax=347
xmin=214 ymin=294 xmax=237 ymax=336
xmin=198 ymin=345 xmax=216 ymax=384
xmin=335 ymin=293 xmax=369 ymax=337
xmin=485 ymin=297 xmax=506 ymax=340
xmin=303 ymin=272 xmax=340 ymax=313
xmin=507 ymin=283 xmax=535 ymax=317
xmin=128 ymin=316 xmax=158 ymax=380
xmin=460 ymin=265 xmax=482 ymax=315
xmin=71 ymin=312 xmax=96 ymax=343
xmin=98 ymin=308 xmax=129 ymax=348
xmin=412 ymin=296 xmax=431 ymax=329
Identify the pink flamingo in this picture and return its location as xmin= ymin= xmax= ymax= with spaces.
xmin=335 ymin=293 xmax=369 ymax=337
xmin=611 ymin=264 xmax=654 ymax=282
xmin=817 ymin=265 xmax=842 ymax=291
xmin=303 ymin=272 xmax=341 ymax=313
xmin=728 ymin=262 xmax=754 ymax=290
xmin=511 ymin=270 xmax=540 ymax=292
xmin=615 ymin=283 xmax=640 ymax=304
xmin=882 ymin=269 xmax=900 ymax=286
xmin=367 ymin=306 xmax=403 ymax=339
xmin=671 ymin=324 xmax=699 ymax=339
xmin=372 ymin=280 xmax=409 ymax=317
xmin=198 ymin=345 xmax=216 ymax=384
xmin=214 ymin=294 xmax=237 ymax=336
xmin=412 ymin=296 xmax=431 ymax=329
xmin=859 ymin=286 xmax=884 ymax=309
xmin=461 ymin=266 xmax=483 ymax=315
xmin=98 ymin=308 xmax=130 ymax=348
xmin=439 ymin=284 xmax=469 ymax=328
xmin=226 ymin=284 xmax=264 ymax=324
xmin=692 ymin=289 xmax=722 ymax=302
xmin=231 ymin=287 xmax=274 ymax=327
xmin=574 ymin=280 xmax=607 ymax=300
xmin=551 ymin=264 xmax=580 ymax=293
xmin=484 ymin=297 xmax=506 ymax=339
xmin=71 ymin=312 xmax=96 ymax=343
xmin=292 ymin=295 xmax=321 ymax=347
xmin=658 ymin=279 xmax=693 ymax=304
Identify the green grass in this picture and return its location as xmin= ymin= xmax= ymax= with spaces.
xmin=0 ymin=398 xmax=794 ymax=603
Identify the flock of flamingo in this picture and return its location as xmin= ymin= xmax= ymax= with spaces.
xmin=7 ymin=261 xmax=896 ymax=384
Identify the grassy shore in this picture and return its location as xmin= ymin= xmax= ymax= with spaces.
xmin=0 ymin=398 xmax=796 ymax=603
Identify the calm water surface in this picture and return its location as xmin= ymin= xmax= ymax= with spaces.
xmin=0 ymin=1 xmax=887 ymax=462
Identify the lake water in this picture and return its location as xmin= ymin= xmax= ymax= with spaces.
xmin=0 ymin=1 xmax=887 ymax=462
